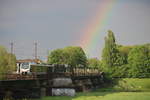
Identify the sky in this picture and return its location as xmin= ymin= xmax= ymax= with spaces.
xmin=0 ymin=0 xmax=150 ymax=61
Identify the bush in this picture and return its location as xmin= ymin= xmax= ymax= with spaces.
xmin=0 ymin=46 xmax=16 ymax=79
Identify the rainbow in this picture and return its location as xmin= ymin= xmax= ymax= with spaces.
xmin=78 ymin=0 xmax=118 ymax=57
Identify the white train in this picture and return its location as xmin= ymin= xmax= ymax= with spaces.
xmin=16 ymin=59 xmax=42 ymax=74
xmin=17 ymin=62 xmax=36 ymax=74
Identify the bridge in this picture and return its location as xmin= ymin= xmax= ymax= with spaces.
xmin=0 ymin=64 xmax=104 ymax=99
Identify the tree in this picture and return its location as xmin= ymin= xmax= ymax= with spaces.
xmin=48 ymin=46 xmax=87 ymax=67
xmin=101 ymin=30 xmax=128 ymax=77
xmin=128 ymin=45 xmax=150 ymax=78
xmin=118 ymin=45 xmax=133 ymax=64
xmin=48 ymin=49 xmax=65 ymax=64
xmin=63 ymin=46 xmax=87 ymax=66
xmin=87 ymin=58 xmax=101 ymax=69
xmin=7 ymin=53 xmax=17 ymax=72
xmin=0 ymin=46 xmax=16 ymax=79
xmin=101 ymin=30 xmax=150 ymax=78
xmin=102 ymin=30 xmax=121 ymax=71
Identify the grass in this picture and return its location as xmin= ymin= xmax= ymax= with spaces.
xmin=39 ymin=92 xmax=150 ymax=100
xmin=113 ymin=78 xmax=150 ymax=92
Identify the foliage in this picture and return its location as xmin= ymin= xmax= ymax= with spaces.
xmin=0 ymin=46 xmax=16 ymax=79
xmin=63 ymin=46 xmax=87 ymax=66
xmin=101 ymin=30 xmax=126 ymax=77
xmin=109 ymin=64 xmax=130 ymax=78
xmin=48 ymin=49 xmax=65 ymax=64
xmin=101 ymin=30 xmax=150 ymax=78
xmin=118 ymin=46 xmax=133 ymax=64
xmin=47 ymin=30 xmax=150 ymax=78
xmin=102 ymin=30 xmax=118 ymax=68
xmin=48 ymin=46 xmax=87 ymax=67
xmin=128 ymin=45 xmax=150 ymax=78
xmin=109 ymin=44 xmax=150 ymax=78
xmin=87 ymin=58 xmax=101 ymax=69
xmin=113 ymin=78 xmax=150 ymax=92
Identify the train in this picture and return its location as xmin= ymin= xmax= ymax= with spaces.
xmin=16 ymin=61 xmax=101 ymax=76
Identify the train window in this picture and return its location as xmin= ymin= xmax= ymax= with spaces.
xmin=21 ymin=62 xmax=30 ymax=69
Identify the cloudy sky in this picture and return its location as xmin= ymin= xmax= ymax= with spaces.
xmin=0 ymin=0 xmax=150 ymax=60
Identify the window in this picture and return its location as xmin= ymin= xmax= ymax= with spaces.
xmin=21 ymin=62 xmax=29 ymax=69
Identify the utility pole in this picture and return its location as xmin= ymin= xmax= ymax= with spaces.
xmin=10 ymin=42 xmax=14 ymax=67
xmin=10 ymin=42 xmax=13 ymax=54
xmin=47 ymin=49 xmax=49 ymax=62
xmin=34 ymin=42 xmax=37 ymax=59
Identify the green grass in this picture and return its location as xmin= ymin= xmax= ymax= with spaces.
xmin=39 ymin=92 xmax=150 ymax=100
xmin=113 ymin=78 xmax=150 ymax=92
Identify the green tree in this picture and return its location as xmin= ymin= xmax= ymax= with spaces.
xmin=7 ymin=53 xmax=17 ymax=72
xmin=118 ymin=45 xmax=133 ymax=64
xmin=102 ymin=30 xmax=117 ymax=67
xmin=101 ymin=30 xmax=150 ymax=78
xmin=48 ymin=46 xmax=87 ymax=67
xmin=48 ymin=49 xmax=65 ymax=64
xmin=87 ymin=58 xmax=101 ymax=69
xmin=128 ymin=45 xmax=150 ymax=78
xmin=0 ymin=46 xmax=8 ymax=73
xmin=102 ymin=30 xmax=121 ymax=71
xmin=0 ymin=46 xmax=16 ymax=79
xmin=101 ymin=30 xmax=128 ymax=77
xmin=63 ymin=46 xmax=87 ymax=66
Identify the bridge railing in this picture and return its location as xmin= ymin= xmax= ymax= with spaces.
xmin=47 ymin=65 xmax=102 ymax=78
xmin=72 ymin=67 xmax=102 ymax=77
